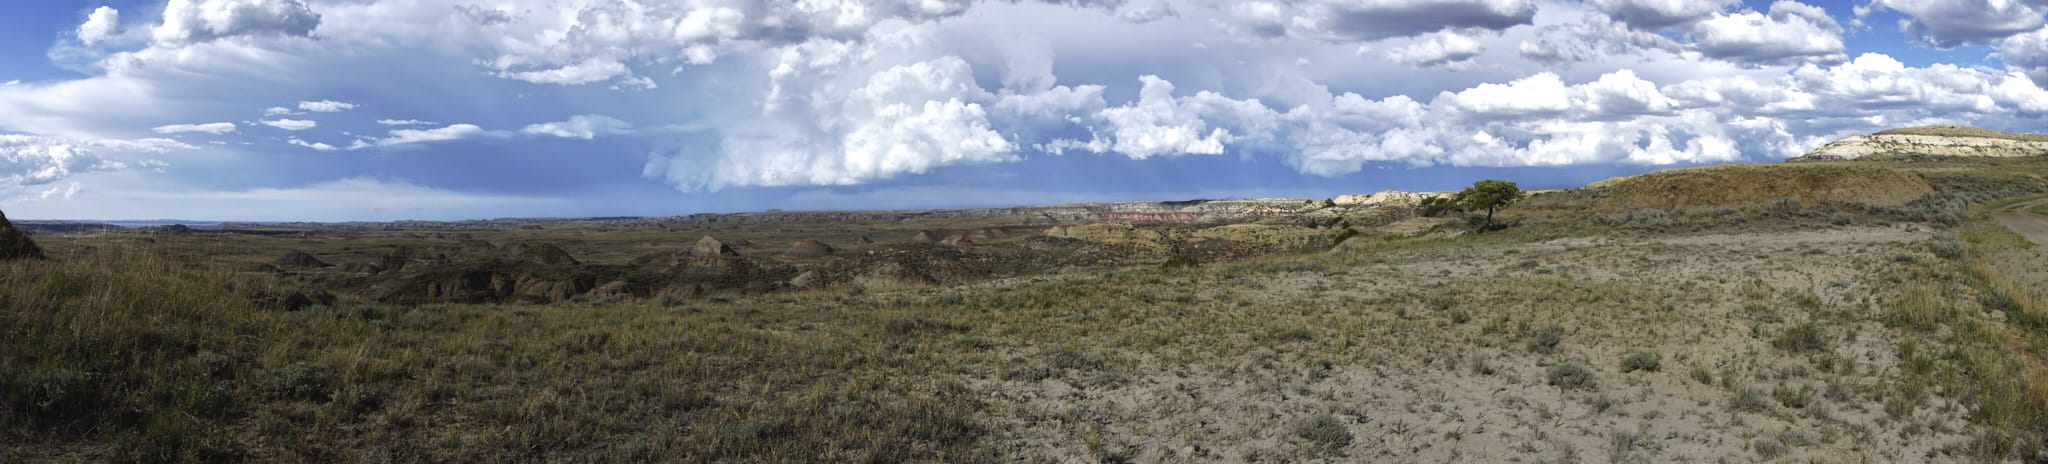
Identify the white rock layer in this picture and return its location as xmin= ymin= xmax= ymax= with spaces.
xmin=1803 ymin=134 xmax=2048 ymax=160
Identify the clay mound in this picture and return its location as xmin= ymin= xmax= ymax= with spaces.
xmin=939 ymin=234 xmax=974 ymax=246
xmin=0 ymin=208 xmax=46 ymax=261
xmin=911 ymin=230 xmax=940 ymax=243
xmin=272 ymin=251 xmax=333 ymax=268
xmin=1597 ymin=164 xmax=1934 ymax=211
xmin=509 ymin=242 xmax=580 ymax=265
xmin=693 ymin=235 xmax=739 ymax=257
xmin=785 ymin=239 xmax=836 ymax=257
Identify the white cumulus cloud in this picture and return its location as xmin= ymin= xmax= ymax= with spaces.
xmin=78 ymin=6 xmax=122 ymax=45
xmin=1385 ymin=31 xmax=1487 ymax=68
xmin=1692 ymin=1 xmax=1847 ymax=66
xmin=371 ymin=124 xmax=486 ymax=147
xmin=646 ymin=25 xmax=1045 ymax=191
xmin=259 ymin=118 xmax=316 ymax=130
xmin=153 ymin=0 xmax=321 ymax=45
xmin=521 ymin=115 xmax=633 ymax=139
xmin=286 ymin=137 xmax=338 ymax=151
xmin=152 ymin=122 xmax=237 ymax=134
xmin=1299 ymin=0 xmax=1538 ymax=41
xmin=501 ymin=59 xmax=631 ymax=86
xmin=2002 ymin=25 xmax=2048 ymax=86
xmin=1445 ymin=72 xmax=1573 ymax=117
xmin=0 ymin=134 xmax=187 ymax=187
xmin=1865 ymin=0 xmax=2048 ymax=47
xmin=297 ymin=100 xmax=354 ymax=112
xmin=37 ymin=182 xmax=84 ymax=201
xmin=1589 ymin=0 xmax=1738 ymax=30
xmin=1069 ymin=75 xmax=1237 ymax=158
xmin=7 ymin=0 xmax=2048 ymax=207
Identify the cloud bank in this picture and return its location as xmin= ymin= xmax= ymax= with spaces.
xmin=0 ymin=0 xmax=2045 ymax=219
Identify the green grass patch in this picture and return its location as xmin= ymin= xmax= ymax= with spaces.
xmin=1620 ymin=352 xmax=1662 ymax=373
xmin=1546 ymin=363 xmax=1597 ymax=391
xmin=1960 ymin=222 xmax=2035 ymax=250
xmin=1772 ymin=322 xmax=1827 ymax=352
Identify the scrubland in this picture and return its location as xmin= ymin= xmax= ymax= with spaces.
xmin=5 ymin=158 xmax=2048 ymax=462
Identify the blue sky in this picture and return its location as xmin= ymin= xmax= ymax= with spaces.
xmin=2 ymin=0 xmax=2046 ymax=221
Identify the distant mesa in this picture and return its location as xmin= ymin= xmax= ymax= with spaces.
xmin=272 ymin=251 xmax=333 ymax=268
xmin=0 ymin=208 xmax=46 ymax=260
xmin=1801 ymin=125 xmax=2048 ymax=161
xmin=693 ymin=235 xmax=740 ymax=257
xmin=785 ymin=239 xmax=837 ymax=257
xmin=1332 ymin=190 xmax=1439 ymax=208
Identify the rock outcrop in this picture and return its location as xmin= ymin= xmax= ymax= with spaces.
xmin=693 ymin=235 xmax=739 ymax=257
xmin=785 ymin=239 xmax=836 ymax=257
xmin=1333 ymin=190 xmax=1442 ymax=208
xmin=373 ymin=266 xmax=600 ymax=305
xmin=0 ymin=209 xmax=47 ymax=260
xmin=1800 ymin=126 xmax=2048 ymax=160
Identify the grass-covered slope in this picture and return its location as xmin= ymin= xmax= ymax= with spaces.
xmin=7 ymin=157 xmax=2048 ymax=462
xmin=1 ymin=250 xmax=987 ymax=462
xmin=0 ymin=208 xmax=44 ymax=260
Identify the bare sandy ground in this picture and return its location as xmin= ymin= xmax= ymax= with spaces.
xmin=961 ymin=225 xmax=1981 ymax=462
xmin=1992 ymin=198 xmax=2048 ymax=246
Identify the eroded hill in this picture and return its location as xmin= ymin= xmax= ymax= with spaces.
xmin=1800 ymin=125 xmax=2048 ymax=161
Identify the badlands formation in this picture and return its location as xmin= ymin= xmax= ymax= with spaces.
xmin=1801 ymin=125 xmax=2048 ymax=160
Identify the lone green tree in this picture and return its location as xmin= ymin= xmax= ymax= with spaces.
xmin=1456 ymin=179 xmax=1525 ymax=230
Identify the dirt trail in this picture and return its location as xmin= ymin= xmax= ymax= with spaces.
xmin=1993 ymin=197 xmax=2048 ymax=246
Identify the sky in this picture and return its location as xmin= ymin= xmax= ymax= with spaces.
xmin=1 ymin=0 xmax=2046 ymax=221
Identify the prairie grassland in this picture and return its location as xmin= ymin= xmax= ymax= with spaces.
xmin=2 ymin=250 xmax=989 ymax=462
xmin=6 ymin=159 xmax=2048 ymax=462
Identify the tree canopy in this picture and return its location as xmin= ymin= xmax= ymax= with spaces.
xmin=1455 ymin=179 xmax=1524 ymax=230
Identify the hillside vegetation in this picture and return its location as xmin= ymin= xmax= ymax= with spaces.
xmin=6 ymin=151 xmax=2048 ymax=462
